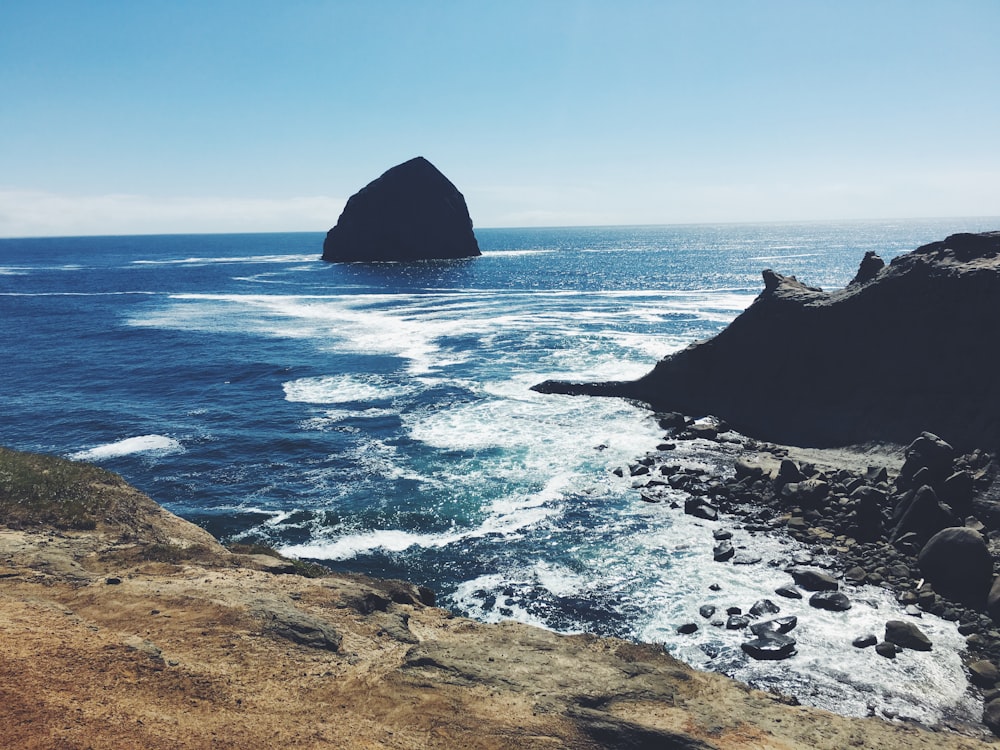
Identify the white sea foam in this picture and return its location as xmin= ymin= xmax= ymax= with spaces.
xmin=282 ymin=374 xmax=414 ymax=404
xmin=131 ymin=254 xmax=315 ymax=266
xmin=70 ymin=434 xmax=182 ymax=461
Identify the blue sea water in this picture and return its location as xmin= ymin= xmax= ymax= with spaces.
xmin=2 ymin=218 xmax=999 ymax=725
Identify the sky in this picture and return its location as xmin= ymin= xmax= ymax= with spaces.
xmin=1 ymin=0 xmax=998 ymax=237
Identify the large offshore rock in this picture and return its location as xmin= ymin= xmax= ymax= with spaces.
xmin=533 ymin=232 xmax=1000 ymax=451
xmin=322 ymin=156 xmax=481 ymax=262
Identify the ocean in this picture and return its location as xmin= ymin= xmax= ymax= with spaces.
xmin=3 ymin=217 xmax=998 ymax=725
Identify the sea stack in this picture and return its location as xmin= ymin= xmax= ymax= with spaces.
xmin=322 ymin=156 xmax=481 ymax=263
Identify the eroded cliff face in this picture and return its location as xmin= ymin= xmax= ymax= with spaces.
xmin=535 ymin=232 xmax=1000 ymax=451
xmin=1 ymin=447 xmax=993 ymax=749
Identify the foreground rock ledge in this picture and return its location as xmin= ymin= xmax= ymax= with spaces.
xmin=322 ymin=156 xmax=482 ymax=262
xmin=0 ymin=448 xmax=993 ymax=748
xmin=534 ymin=231 xmax=1000 ymax=451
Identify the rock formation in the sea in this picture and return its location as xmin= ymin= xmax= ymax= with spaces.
xmin=322 ymin=156 xmax=481 ymax=262
xmin=534 ymin=231 xmax=1000 ymax=451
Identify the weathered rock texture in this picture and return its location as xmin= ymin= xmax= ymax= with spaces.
xmin=2 ymin=446 xmax=992 ymax=749
xmin=534 ymin=231 xmax=1000 ymax=451
xmin=322 ymin=156 xmax=481 ymax=262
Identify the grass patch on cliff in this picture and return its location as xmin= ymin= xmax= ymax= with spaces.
xmin=0 ymin=447 xmax=128 ymax=530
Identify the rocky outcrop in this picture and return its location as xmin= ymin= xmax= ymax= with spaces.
xmin=322 ymin=156 xmax=481 ymax=262
xmin=533 ymin=231 xmax=1000 ymax=451
xmin=8 ymin=446 xmax=996 ymax=748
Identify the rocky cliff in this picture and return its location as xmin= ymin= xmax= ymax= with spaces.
xmin=322 ymin=156 xmax=481 ymax=263
xmin=534 ymin=231 xmax=1000 ymax=451
xmin=1 ymin=446 xmax=993 ymax=748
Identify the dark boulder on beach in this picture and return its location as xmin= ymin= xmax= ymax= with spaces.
xmin=885 ymin=619 xmax=932 ymax=651
xmin=322 ymin=157 xmax=481 ymax=263
xmin=532 ymin=231 xmax=1000 ymax=451
xmin=917 ymin=526 xmax=993 ymax=608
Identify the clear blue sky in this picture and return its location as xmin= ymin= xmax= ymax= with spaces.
xmin=1 ymin=0 xmax=998 ymax=236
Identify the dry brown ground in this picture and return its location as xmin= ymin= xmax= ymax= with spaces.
xmin=1 ymin=468 xmax=997 ymax=749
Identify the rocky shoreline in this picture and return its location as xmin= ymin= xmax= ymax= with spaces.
xmin=620 ymin=414 xmax=1000 ymax=733
xmin=3 ymin=445 xmax=999 ymax=748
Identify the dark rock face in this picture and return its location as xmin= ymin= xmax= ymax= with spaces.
xmin=788 ymin=568 xmax=839 ymax=592
xmin=533 ymin=231 xmax=1000 ymax=451
xmin=884 ymin=619 xmax=932 ymax=651
xmin=809 ymin=591 xmax=852 ymax=611
xmin=741 ymin=633 xmax=797 ymax=660
xmin=322 ymin=157 xmax=481 ymax=263
xmin=917 ymin=527 xmax=993 ymax=608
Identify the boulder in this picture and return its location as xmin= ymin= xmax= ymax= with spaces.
xmin=852 ymin=634 xmax=877 ymax=648
xmin=774 ymin=585 xmax=802 ymax=599
xmin=748 ymin=599 xmax=780 ymax=618
xmin=809 ymin=591 xmax=852 ymax=611
xmin=750 ymin=616 xmax=797 ymax=636
xmin=684 ymin=497 xmax=718 ymax=521
xmin=322 ymin=157 xmax=481 ymax=262
xmin=884 ymin=620 xmax=932 ymax=651
xmin=788 ymin=568 xmax=839 ymax=592
xmin=875 ymin=641 xmax=900 ymax=659
xmin=969 ymin=660 xmax=999 ymax=688
xmin=917 ymin=527 xmax=993 ymax=607
xmin=713 ymin=540 xmax=735 ymax=562
xmin=741 ymin=633 xmax=797 ymax=660
xmin=532 ymin=232 xmax=1000 ymax=452
xmin=899 ymin=432 xmax=956 ymax=486
xmin=892 ymin=485 xmax=958 ymax=546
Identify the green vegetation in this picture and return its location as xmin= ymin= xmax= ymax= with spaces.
xmin=0 ymin=446 xmax=130 ymax=530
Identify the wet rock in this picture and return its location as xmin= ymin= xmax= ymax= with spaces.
xmin=876 ymin=641 xmax=900 ymax=659
xmin=917 ymin=526 xmax=992 ymax=608
xmin=677 ymin=622 xmax=699 ymax=635
xmin=844 ymin=566 xmax=867 ymax=584
xmin=713 ymin=541 xmax=735 ymax=562
xmin=774 ymin=585 xmax=802 ymax=600
xmin=741 ymin=633 xmax=797 ymax=660
xmin=750 ymin=616 xmax=797 ymax=636
xmin=698 ymin=605 xmax=716 ymax=619
xmin=684 ymin=497 xmax=718 ymax=521
xmin=789 ymin=568 xmax=839 ymax=592
xmin=726 ymin=615 xmax=750 ymax=630
xmin=712 ymin=528 xmax=733 ymax=541
xmin=853 ymin=634 xmax=877 ymax=648
xmin=969 ymin=659 xmax=1000 ymax=688
xmin=884 ymin=620 xmax=932 ymax=651
xmin=732 ymin=553 xmax=762 ymax=565
xmin=748 ymin=599 xmax=780 ymax=618
xmin=809 ymin=591 xmax=852 ymax=611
